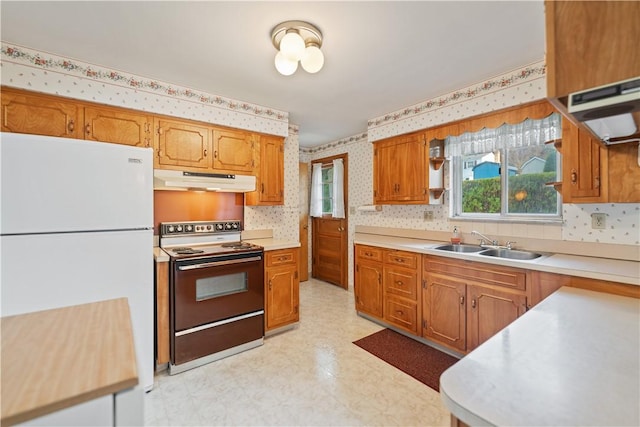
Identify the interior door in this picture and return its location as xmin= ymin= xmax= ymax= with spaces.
xmin=299 ymin=162 xmax=309 ymax=282
xmin=311 ymin=154 xmax=348 ymax=289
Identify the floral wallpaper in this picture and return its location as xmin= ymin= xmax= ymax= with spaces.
xmin=0 ymin=43 xmax=289 ymax=137
xmin=368 ymin=61 xmax=547 ymax=142
xmin=303 ymin=61 xmax=639 ymax=288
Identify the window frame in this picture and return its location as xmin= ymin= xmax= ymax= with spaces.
xmin=449 ymin=139 xmax=563 ymax=223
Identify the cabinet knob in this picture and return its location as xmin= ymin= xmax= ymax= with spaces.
xmin=204 ymin=149 xmax=208 ymax=157
xmin=67 ymin=119 xmax=75 ymax=132
xmin=214 ymin=150 xmax=218 ymax=158
xmin=471 ymin=299 xmax=476 ymax=309
xmin=85 ymin=124 xmax=91 ymax=135
xmin=571 ymin=169 xmax=577 ymax=184
xmin=395 ymin=258 xmax=404 ymax=263
xmin=460 ymin=296 xmax=465 ymax=305
xmin=395 ymin=280 xmax=404 ymax=286
xmin=268 ymin=279 xmax=272 ymax=290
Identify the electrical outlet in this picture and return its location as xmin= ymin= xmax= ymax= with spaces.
xmin=424 ymin=210 xmax=434 ymax=221
xmin=591 ymin=213 xmax=606 ymax=229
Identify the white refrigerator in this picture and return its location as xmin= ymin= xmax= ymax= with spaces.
xmin=0 ymin=132 xmax=155 ymax=392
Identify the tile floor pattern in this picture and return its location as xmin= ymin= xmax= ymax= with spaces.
xmin=145 ymin=279 xmax=451 ymax=426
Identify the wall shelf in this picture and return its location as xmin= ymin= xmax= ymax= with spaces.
xmin=429 ymin=157 xmax=446 ymax=170
xmin=545 ymin=181 xmax=563 ymax=194
xmin=429 ymin=188 xmax=445 ymax=199
xmin=545 ymin=138 xmax=562 ymax=153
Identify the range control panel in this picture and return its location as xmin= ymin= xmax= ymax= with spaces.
xmin=160 ymin=220 xmax=241 ymax=236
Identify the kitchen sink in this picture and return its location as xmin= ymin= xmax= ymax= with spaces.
xmin=478 ymin=248 xmax=542 ymax=260
xmin=433 ymin=244 xmax=485 ymax=253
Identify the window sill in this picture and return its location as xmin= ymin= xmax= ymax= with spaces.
xmin=449 ymin=215 xmax=563 ymax=225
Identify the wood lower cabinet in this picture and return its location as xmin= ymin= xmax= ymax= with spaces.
xmin=265 ymin=248 xmax=299 ymax=331
xmin=383 ymin=250 xmax=420 ymax=334
xmin=154 ymin=117 xmax=211 ymax=170
xmin=84 ymin=105 xmax=152 ymax=147
xmin=354 ymin=245 xmax=384 ymax=317
xmin=422 ymin=255 xmax=528 ymax=353
xmin=1 ymin=88 xmax=82 ymax=138
xmin=354 ymin=245 xmax=420 ymax=334
xmin=422 ymin=273 xmax=467 ymax=352
xmin=246 ymin=135 xmax=284 ymax=205
xmin=466 ymin=284 xmax=527 ymax=351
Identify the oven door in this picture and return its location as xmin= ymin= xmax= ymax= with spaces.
xmin=171 ymin=250 xmax=264 ymax=332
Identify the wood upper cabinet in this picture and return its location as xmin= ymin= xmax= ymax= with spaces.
xmin=562 ymin=120 xmax=608 ymax=202
xmin=154 ymin=117 xmax=211 ymax=171
xmin=545 ymin=1 xmax=640 ymax=99
xmin=265 ymin=248 xmax=300 ymax=331
xmin=84 ymin=106 xmax=152 ymax=147
xmin=466 ymin=284 xmax=527 ymax=352
xmin=246 ymin=135 xmax=284 ymax=205
xmin=354 ymin=245 xmax=384 ymax=318
xmin=373 ymin=132 xmax=428 ymax=204
xmin=1 ymin=88 xmax=82 ymax=138
xmin=212 ymin=128 xmax=255 ymax=173
xmin=422 ymin=272 xmax=466 ymax=352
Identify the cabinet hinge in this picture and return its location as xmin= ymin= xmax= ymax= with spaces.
xmin=356 ymin=264 xmax=359 ymax=273
xmin=294 ymin=271 xmax=298 ymax=279
xmin=374 ymin=148 xmax=377 ymax=156
xmin=422 ymin=279 xmax=427 ymax=289
xmin=378 ymin=273 xmax=382 ymax=284
xmin=423 ymin=188 xmax=427 ymax=195
xmin=295 ymin=305 xmax=299 ymax=314
xmin=422 ymin=320 xmax=427 ymax=329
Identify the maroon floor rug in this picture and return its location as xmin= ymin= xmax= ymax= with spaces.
xmin=353 ymin=328 xmax=459 ymax=392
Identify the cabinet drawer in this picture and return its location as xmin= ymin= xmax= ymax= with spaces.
xmin=384 ymin=296 xmax=419 ymax=334
xmin=355 ymin=245 xmax=383 ymax=262
xmin=266 ymin=248 xmax=298 ymax=267
xmin=424 ymin=255 xmax=526 ymax=291
xmin=384 ymin=250 xmax=419 ymax=269
xmin=384 ymin=267 xmax=419 ymax=300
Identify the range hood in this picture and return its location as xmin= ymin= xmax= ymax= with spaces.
xmin=568 ymin=76 xmax=640 ymax=144
xmin=153 ymin=169 xmax=256 ymax=192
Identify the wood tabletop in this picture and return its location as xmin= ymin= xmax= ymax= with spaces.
xmin=1 ymin=298 xmax=139 ymax=426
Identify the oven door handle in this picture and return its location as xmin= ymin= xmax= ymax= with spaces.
xmin=177 ymin=256 xmax=262 ymax=270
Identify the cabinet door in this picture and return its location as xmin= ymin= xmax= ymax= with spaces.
xmin=562 ymin=118 xmax=608 ymax=203
xmin=373 ymin=133 xmax=427 ymax=203
xmin=466 ymin=285 xmax=527 ymax=351
xmin=265 ymin=264 xmax=299 ymax=330
xmin=422 ymin=273 xmax=466 ymax=352
xmin=247 ymin=135 xmax=284 ymax=205
xmin=212 ymin=128 xmax=254 ymax=173
xmin=354 ymin=260 xmax=383 ymax=318
xmin=84 ymin=106 xmax=152 ymax=147
xmin=154 ymin=118 xmax=211 ymax=170
xmin=1 ymin=89 xmax=82 ymax=138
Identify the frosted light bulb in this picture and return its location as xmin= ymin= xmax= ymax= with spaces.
xmin=279 ymin=31 xmax=305 ymax=61
xmin=301 ymin=44 xmax=324 ymax=73
xmin=274 ymin=51 xmax=298 ymax=76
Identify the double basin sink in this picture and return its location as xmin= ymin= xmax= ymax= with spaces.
xmin=433 ymin=244 xmax=543 ymax=261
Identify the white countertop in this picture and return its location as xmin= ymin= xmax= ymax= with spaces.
xmin=439 ymin=287 xmax=640 ymax=426
xmin=354 ymin=233 xmax=640 ymax=286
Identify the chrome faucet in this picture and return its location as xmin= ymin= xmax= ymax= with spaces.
xmin=471 ymin=230 xmax=499 ymax=247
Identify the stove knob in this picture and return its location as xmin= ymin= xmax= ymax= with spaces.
xmin=207 ymin=225 xmax=213 ymax=231
xmin=185 ymin=225 xmax=193 ymax=232
xmin=225 ymin=223 xmax=232 ymax=230
xmin=232 ymin=223 xmax=239 ymax=229
xmin=176 ymin=225 xmax=183 ymax=232
xmin=168 ymin=225 xmax=175 ymax=233
xmin=216 ymin=223 xmax=224 ymax=231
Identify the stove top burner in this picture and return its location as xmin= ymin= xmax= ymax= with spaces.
xmin=221 ymin=242 xmax=253 ymax=249
xmin=172 ymin=247 xmax=205 ymax=255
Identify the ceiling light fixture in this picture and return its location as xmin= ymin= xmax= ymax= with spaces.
xmin=271 ymin=20 xmax=324 ymax=76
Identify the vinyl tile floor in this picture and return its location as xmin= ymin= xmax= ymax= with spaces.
xmin=145 ymin=278 xmax=451 ymax=426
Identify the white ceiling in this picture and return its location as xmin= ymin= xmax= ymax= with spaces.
xmin=0 ymin=1 xmax=545 ymax=147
